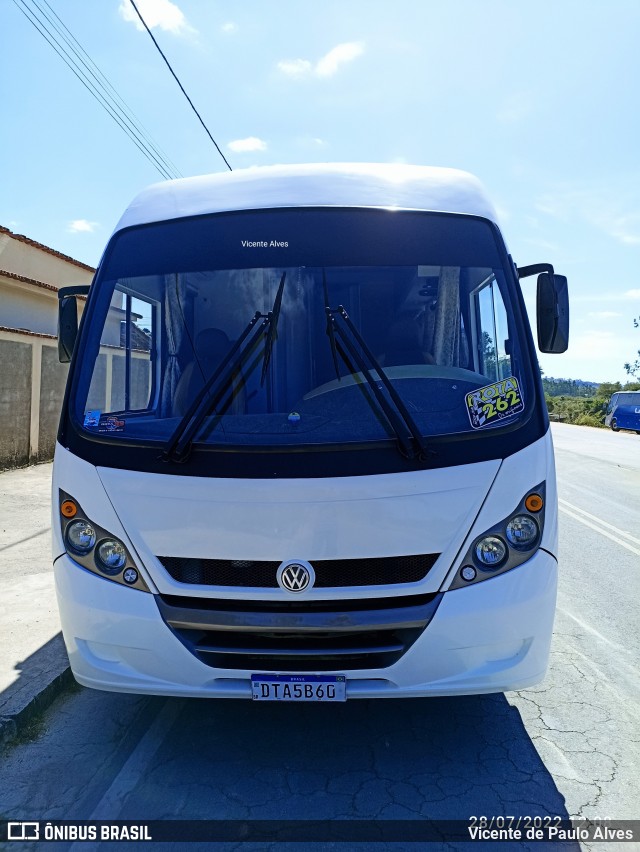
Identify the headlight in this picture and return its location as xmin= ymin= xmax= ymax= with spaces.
xmin=59 ymin=491 xmax=149 ymax=592
xmin=474 ymin=536 xmax=508 ymax=568
xmin=66 ymin=520 xmax=97 ymax=555
xmin=449 ymin=484 xmax=547 ymax=589
xmin=96 ymin=539 xmax=127 ymax=574
xmin=505 ymin=515 xmax=539 ymax=550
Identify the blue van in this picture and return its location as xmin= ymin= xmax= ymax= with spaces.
xmin=604 ymin=391 xmax=640 ymax=433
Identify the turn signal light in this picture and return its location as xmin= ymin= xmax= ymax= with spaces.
xmin=524 ymin=493 xmax=544 ymax=512
xmin=60 ymin=499 xmax=77 ymax=518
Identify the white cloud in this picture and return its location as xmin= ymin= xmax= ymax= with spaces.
xmin=535 ymin=183 xmax=640 ymax=246
xmin=292 ymin=135 xmax=328 ymax=150
xmin=316 ymin=42 xmax=364 ymax=77
xmin=277 ymin=58 xmax=313 ymax=77
xmin=227 ymin=136 xmax=267 ymax=153
xmin=221 ymin=22 xmax=237 ymax=34
xmin=534 ymin=197 xmax=568 ymax=219
xmin=524 ymin=237 xmax=559 ymax=253
xmin=494 ymin=203 xmax=510 ymax=223
xmin=118 ymin=0 xmax=194 ymax=36
xmin=604 ymin=215 xmax=640 ymax=246
xmin=538 ymin=327 xmax=634 ymax=382
xmin=624 ymin=289 xmax=640 ymax=299
xmin=68 ymin=219 xmax=99 ymax=233
xmin=277 ymin=41 xmax=364 ymax=79
xmin=588 ymin=311 xmax=622 ymax=319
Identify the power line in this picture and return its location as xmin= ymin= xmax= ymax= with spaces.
xmin=37 ymin=0 xmax=182 ymax=179
xmin=15 ymin=0 xmax=180 ymax=179
xmin=12 ymin=0 xmax=181 ymax=180
xmin=128 ymin=0 xmax=232 ymax=172
xmin=13 ymin=0 xmax=176 ymax=179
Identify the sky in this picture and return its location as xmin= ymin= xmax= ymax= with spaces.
xmin=2 ymin=0 xmax=639 ymax=383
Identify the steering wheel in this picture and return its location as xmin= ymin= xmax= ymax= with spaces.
xmin=303 ymin=365 xmax=489 ymax=400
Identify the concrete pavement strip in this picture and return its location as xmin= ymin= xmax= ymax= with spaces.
xmin=0 ymin=463 xmax=73 ymax=747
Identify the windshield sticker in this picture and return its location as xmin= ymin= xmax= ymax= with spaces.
xmin=83 ymin=410 xmax=101 ymax=429
xmin=98 ymin=415 xmax=126 ymax=433
xmin=466 ymin=377 xmax=524 ymax=430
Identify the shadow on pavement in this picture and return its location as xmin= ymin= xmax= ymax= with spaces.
xmin=112 ymin=692 xmax=580 ymax=851
xmin=0 ymin=634 xmax=71 ymax=742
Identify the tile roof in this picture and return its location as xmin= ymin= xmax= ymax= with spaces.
xmin=0 ymin=325 xmax=56 ymax=340
xmin=0 ymin=269 xmax=60 ymax=293
xmin=0 ymin=225 xmax=95 ymax=272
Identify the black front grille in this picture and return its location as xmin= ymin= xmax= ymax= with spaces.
xmin=156 ymin=592 xmax=443 ymax=672
xmin=157 ymin=554 xmax=439 ymax=588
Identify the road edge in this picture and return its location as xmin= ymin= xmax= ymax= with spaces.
xmin=0 ymin=666 xmax=74 ymax=748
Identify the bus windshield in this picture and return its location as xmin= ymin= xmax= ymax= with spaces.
xmin=74 ymin=208 xmax=533 ymax=452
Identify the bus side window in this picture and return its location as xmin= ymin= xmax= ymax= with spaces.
xmin=471 ymin=276 xmax=510 ymax=381
xmin=86 ymin=287 xmax=158 ymax=414
xmin=121 ymin=295 xmax=157 ymax=411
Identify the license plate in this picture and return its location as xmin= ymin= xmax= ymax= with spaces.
xmin=251 ymin=674 xmax=346 ymax=702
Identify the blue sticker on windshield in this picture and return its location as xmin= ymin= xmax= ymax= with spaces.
xmin=83 ymin=410 xmax=101 ymax=428
xmin=466 ymin=377 xmax=524 ymax=429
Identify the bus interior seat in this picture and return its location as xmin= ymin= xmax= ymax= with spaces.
xmin=379 ymin=314 xmax=436 ymax=367
xmin=174 ymin=328 xmax=246 ymax=416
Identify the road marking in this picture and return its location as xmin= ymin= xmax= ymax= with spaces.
xmin=558 ymin=602 xmax=634 ymax=656
xmin=558 ymin=501 xmax=640 ymax=557
xmin=558 ymin=498 xmax=640 ymax=546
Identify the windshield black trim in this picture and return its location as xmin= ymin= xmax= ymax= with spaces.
xmin=58 ymin=207 xmax=548 ymax=477
xmin=59 ymin=401 xmax=547 ymax=478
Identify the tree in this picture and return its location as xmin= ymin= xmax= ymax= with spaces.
xmin=597 ymin=382 xmax=622 ymax=397
xmin=625 ymin=352 xmax=640 ymax=380
xmin=625 ymin=315 xmax=640 ymax=380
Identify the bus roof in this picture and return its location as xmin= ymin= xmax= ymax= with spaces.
xmin=113 ymin=163 xmax=500 ymax=233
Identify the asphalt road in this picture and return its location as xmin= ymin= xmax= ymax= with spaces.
xmin=1 ymin=423 xmax=639 ymax=851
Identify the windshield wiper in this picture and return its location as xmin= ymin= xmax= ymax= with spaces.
xmin=324 ymin=288 xmax=434 ymax=463
xmin=323 ymin=269 xmax=341 ymax=382
xmin=162 ymin=273 xmax=286 ymax=463
xmin=261 ymin=271 xmax=286 ymax=385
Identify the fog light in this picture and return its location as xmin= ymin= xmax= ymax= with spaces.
xmin=474 ymin=536 xmax=507 ymax=568
xmin=66 ymin=520 xmax=96 ymax=555
xmin=506 ymin=515 xmax=539 ymax=550
xmin=461 ymin=565 xmax=477 ymax=582
xmin=123 ymin=568 xmax=139 ymax=585
xmin=96 ymin=539 xmax=127 ymax=574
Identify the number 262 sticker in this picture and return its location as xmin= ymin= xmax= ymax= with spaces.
xmin=466 ymin=376 xmax=524 ymax=429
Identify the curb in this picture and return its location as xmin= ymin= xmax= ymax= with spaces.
xmin=0 ymin=666 xmax=74 ymax=748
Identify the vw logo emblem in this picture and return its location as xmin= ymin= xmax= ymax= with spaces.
xmin=277 ymin=561 xmax=315 ymax=593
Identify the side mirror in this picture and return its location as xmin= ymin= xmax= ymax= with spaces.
xmin=57 ymin=285 xmax=90 ymax=363
xmin=536 ymin=273 xmax=569 ymax=354
xmin=58 ymin=297 xmax=78 ymax=363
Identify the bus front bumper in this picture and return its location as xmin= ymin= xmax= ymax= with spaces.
xmin=54 ymin=550 xmax=557 ymax=698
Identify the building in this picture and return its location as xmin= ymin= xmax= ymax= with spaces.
xmin=0 ymin=226 xmax=94 ymax=468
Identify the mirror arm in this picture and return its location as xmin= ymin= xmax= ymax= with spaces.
xmin=517 ymin=263 xmax=555 ymax=280
xmin=58 ymin=285 xmax=90 ymax=299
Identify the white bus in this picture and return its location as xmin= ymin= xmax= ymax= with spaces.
xmin=53 ymin=164 xmax=569 ymax=701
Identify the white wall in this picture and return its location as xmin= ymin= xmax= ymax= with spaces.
xmin=0 ymin=230 xmax=93 ymax=337
xmin=0 ymin=231 xmax=93 ymax=288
